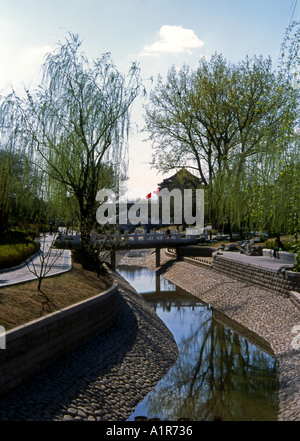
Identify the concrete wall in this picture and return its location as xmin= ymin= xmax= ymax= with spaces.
xmin=0 ymin=284 xmax=118 ymax=397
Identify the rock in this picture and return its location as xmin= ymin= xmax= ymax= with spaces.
xmin=77 ymin=409 xmax=87 ymax=418
xmin=67 ymin=407 xmax=78 ymax=416
xmin=63 ymin=415 xmax=73 ymax=421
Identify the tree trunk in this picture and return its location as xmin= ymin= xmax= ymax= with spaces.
xmin=38 ymin=276 xmax=43 ymax=292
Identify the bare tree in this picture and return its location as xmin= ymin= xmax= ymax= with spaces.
xmin=14 ymin=233 xmax=65 ymax=292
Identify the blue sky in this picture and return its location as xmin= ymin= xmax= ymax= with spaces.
xmin=0 ymin=0 xmax=299 ymax=200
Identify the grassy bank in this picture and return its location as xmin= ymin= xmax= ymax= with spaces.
xmin=0 ymin=262 xmax=113 ymax=331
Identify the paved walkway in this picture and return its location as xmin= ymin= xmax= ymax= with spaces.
xmin=0 ymin=235 xmax=72 ymax=287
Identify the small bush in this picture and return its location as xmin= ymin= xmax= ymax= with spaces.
xmin=265 ymin=240 xmax=294 ymax=252
xmin=0 ymin=241 xmax=40 ymax=270
xmin=265 ymin=240 xmax=275 ymax=249
xmin=291 ymin=243 xmax=300 ymax=272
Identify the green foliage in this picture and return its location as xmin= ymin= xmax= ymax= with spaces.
xmin=145 ymin=53 xmax=298 ymax=232
xmin=291 ymin=242 xmax=300 ymax=272
xmin=0 ymin=33 xmax=144 ymax=267
xmin=0 ymin=149 xmax=46 ymax=231
xmin=0 ymin=236 xmax=39 ymax=270
xmin=264 ymin=240 xmax=294 ymax=252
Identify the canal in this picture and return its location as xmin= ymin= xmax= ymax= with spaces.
xmin=117 ymin=264 xmax=280 ymax=421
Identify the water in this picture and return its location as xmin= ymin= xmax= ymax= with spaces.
xmin=118 ymin=264 xmax=280 ymax=421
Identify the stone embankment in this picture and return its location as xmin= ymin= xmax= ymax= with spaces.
xmin=0 ymin=284 xmax=119 ymax=397
xmin=0 ymin=271 xmax=178 ymax=421
xmin=143 ymin=249 xmax=300 ymax=421
xmin=213 ymin=254 xmax=300 ymax=298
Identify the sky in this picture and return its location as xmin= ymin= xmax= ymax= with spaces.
xmin=0 ymin=0 xmax=299 ymax=201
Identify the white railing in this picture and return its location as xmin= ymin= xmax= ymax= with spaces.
xmin=126 ymin=231 xmax=192 ymax=243
xmin=58 ymin=230 xmax=197 ymax=246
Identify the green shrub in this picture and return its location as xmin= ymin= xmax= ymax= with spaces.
xmin=265 ymin=240 xmax=274 ymax=249
xmin=265 ymin=240 xmax=294 ymax=252
xmin=291 ymin=243 xmax=300 ymax=272
xmin=0 ymin=241 xmax=40 ymax=270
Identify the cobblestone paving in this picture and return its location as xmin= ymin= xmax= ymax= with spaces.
xmin=0 ymin=270 xmax=178 ymax=421
xmin=143 ymin=250 xmax=300 ymax=421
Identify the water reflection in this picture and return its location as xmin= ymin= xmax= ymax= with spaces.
xmin=118 ymin=265 xmax=279 ymax=421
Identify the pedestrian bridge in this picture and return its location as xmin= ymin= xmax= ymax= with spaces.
xmin=58 ymin=230 xmax=202 ymax=268
xmin=114 ymin=231 xmax=199 ymax=248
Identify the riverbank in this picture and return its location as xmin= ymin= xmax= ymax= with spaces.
xmin=138 ymin=249 xmax=300 ymax=421
xmin=0 ymin=268 xmax=178 ymax=421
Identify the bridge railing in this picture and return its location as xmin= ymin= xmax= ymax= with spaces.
xmin=57 ymin=230 xmax=200 ymax=247
xmin=125 ymin=231 xmax=192 ymax=243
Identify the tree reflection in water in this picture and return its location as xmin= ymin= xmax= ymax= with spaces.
xmin=118 ymin=266 xmax=279 ymax=421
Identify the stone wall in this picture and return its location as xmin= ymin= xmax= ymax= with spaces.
xmin=0 ymin=284 xmax=118 ymax=397
xmin=213 ymin=255 xmax=300 ymax=299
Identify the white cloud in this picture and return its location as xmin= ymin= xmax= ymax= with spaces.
xmin=140 ymin=25 xmax=204 ymax=57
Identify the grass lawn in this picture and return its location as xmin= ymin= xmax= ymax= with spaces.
xmin=0 ymin=262 xmax=113 ymax=331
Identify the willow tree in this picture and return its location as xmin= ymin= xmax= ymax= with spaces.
xmin=0 ymin=33 xmax=143 ymax=268
xmin=280 ymin=20 xmax=300 ymax=83
xmin=144 ymin=53 xmax=297 ymax=231
xmin=267 ymin=21 xmax=300 ymax=238
xmin=0 ymin=149 xmax=44 ymax=232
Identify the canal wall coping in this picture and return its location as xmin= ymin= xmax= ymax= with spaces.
xmin=0 ymin=283 xmax=118 ymax=397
